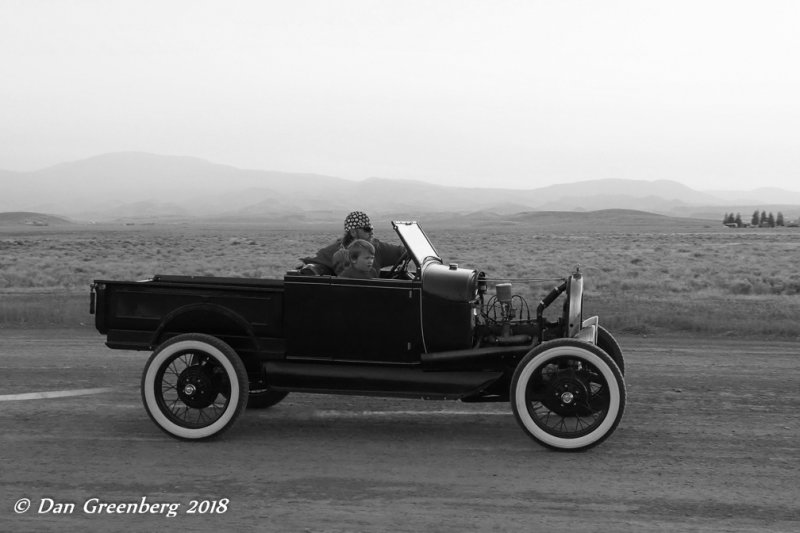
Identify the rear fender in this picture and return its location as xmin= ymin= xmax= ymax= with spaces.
xmin=150 ymin=303 xmax=260 ymax=354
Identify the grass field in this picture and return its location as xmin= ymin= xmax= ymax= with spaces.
xmin=2 ymin=217 xmax=800 ymax=337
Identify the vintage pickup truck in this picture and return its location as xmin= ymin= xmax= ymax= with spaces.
xmin=91 ymin=221 xmax=626 ymax=451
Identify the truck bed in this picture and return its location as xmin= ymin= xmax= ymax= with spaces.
xmin=92 ymin=274 xmax=285 ymax=357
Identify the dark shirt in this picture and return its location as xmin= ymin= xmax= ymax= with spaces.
xmin=302 ymin=240 xmax=342 ymax=271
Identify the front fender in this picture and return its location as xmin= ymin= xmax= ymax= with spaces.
xmin=574 ymin=316 xmax=599 ymax=344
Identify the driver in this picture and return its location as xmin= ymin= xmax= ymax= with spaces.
xmin=299 ymin=211 xmax=405 ymax=276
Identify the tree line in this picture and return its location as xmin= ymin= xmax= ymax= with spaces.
xmin=723 ymin=210 xmax=786 ymax=228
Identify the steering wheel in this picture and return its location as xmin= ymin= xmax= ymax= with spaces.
xmin=387 ymin=251 xmax=412 ymax=279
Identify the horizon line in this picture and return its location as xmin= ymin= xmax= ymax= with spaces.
xmin=2 ymin=150 xmax=799 ymax=195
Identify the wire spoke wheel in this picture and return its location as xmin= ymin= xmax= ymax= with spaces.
xmin=511 ymin=339 xmax=625 ymax=451
xmin=156 ymin=351 xmax=231 ymax=428
xmin=526 ymin=359 xmax=610 ymax=438
xmin=142 ymin=334 xmax=248 ymax=440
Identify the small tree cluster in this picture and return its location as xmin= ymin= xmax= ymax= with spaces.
xmin=722 ymin=212 xmax=744 ymax=227
xmin=732 ymin=210 xmax=787 ymax=228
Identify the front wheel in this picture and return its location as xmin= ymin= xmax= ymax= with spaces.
xmin=511 ymin=339 xmax=625 ymax=451
xmin=597 ymin=326 xmax=625 ymax=375
xmin=141 ymin=333 xmax=248 ymax=440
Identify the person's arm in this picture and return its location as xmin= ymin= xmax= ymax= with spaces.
xmin=302 ymin=240 xmax=340 ymax=268
xmin=375 ymin=240 xmax=406 ymax=270
xmin=332 ymin=247 xmax=348 ymax=275
xmin=296 ymin=240 xmax=341 ymax=275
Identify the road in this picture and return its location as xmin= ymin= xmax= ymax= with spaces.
xmin=0 ymin=329 xmax=798 ymax=532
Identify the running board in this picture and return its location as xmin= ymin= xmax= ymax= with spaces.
xmin=263 ymin=361 xmax=504 ymax=400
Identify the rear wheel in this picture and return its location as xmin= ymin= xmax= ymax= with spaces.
xmin=141 ymin=333 xmax=248 ymax=440
xmin=247 ymin=388 xmax=289 ymax=409
xmin=511 ymin=339 xmax=625 ymax=451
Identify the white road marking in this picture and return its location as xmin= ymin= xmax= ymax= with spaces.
xmin=0 ymin=387 xmax=113 ymax=401
xmin=314 ymin=409 xmax=511 ymax=418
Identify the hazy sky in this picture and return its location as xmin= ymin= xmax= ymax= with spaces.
xmin=1 ymin=0 xmax=798 ymax=191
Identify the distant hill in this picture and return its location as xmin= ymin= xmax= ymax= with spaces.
xmin=2 ymin=152 xmax=799 ymax=222
xmin=0 ymin=211 xmax=74 ymax=226
xmin=423 ymin=208 xmax=719 ymax=232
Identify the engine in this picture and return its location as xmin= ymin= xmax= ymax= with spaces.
xmin=477 ymin=280 xmax=535 ymax=346
xmin=474 ymin=270 xmax=585 ymax=347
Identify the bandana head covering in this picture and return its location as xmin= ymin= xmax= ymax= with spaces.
xmin=344 ymin=211 xmax=372 ymax=232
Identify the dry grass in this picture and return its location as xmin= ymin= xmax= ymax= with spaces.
xmin=2 ymin=222 xmax=799 ymax=337
xmin=0 ymin=292 xmax=89 ymax=328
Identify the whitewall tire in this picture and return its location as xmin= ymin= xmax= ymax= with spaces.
xmin=141 ymin=333 xmax=248 ymax=440
xmin=511 ymin=339 xmax=625 ymax=451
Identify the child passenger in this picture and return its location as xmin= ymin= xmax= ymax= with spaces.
xmin=339 ymin=239 xmax=379 ymax=279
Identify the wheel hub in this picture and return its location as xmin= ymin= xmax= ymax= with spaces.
xmin=177 ymin=366 xmax=217 ymax=409
xmin=543 ymin=375 xmax=591 ymax=416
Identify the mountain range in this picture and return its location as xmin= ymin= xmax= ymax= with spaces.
xmin=2 ymin=152 xmax=799 ymax=223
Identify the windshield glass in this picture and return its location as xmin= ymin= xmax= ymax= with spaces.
xmin=392 ymin=221 xmax=441 ymax=266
